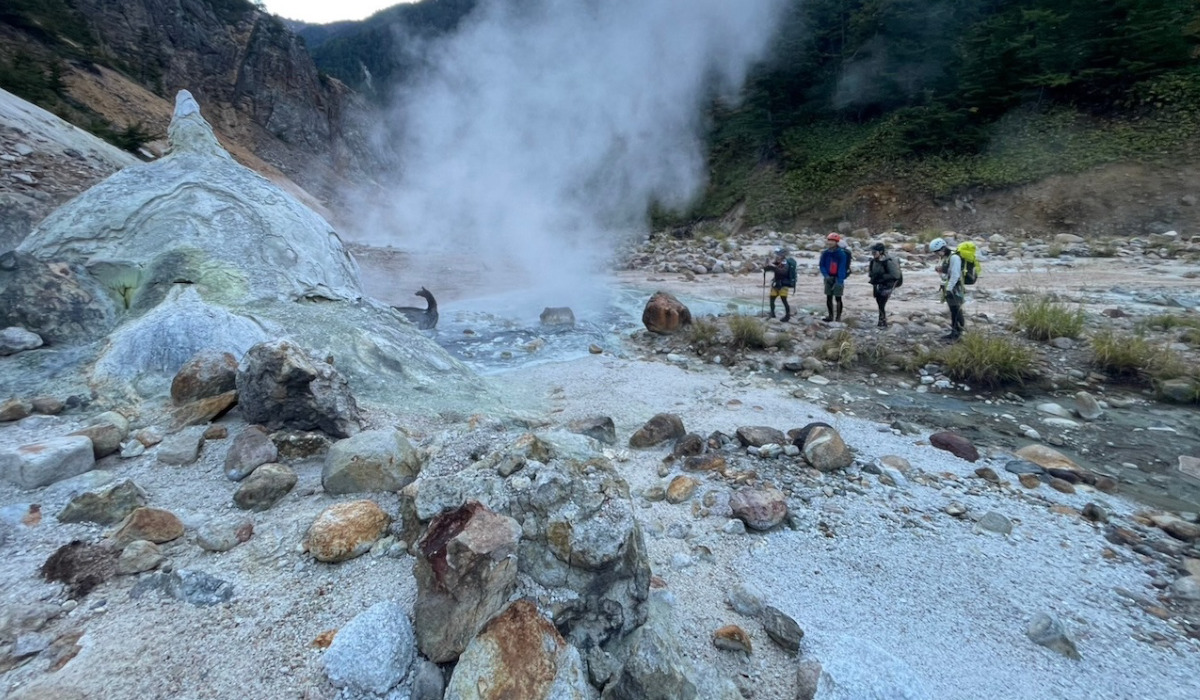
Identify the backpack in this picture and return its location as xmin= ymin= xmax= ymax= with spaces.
xmin=785 ymin=257 xmax=797 ymax=289
xmin=891 ymin=257 xmax=904 ymax=288
xmin=842 ymin=246 xmax=854 ymax=275
xmin=956 ymin=241 xmax=980 ymax=285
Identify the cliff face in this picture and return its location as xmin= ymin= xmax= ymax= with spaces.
xmin=0 ymin=0 xmax=378 ymax=219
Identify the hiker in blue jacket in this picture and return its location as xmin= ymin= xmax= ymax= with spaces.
xmin=819 ymin=233 xmax=851 ymax=322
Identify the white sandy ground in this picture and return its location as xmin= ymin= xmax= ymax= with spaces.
xmin=0 ymin=350 xmax=1196 ymax=700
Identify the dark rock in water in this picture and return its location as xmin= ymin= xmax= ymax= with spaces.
xmin=41 ymin=540 xmax=117 ymax=599
xmin=629 ymin=413 xmax=685 ymax=448
xmin=930 ymin=431 xmax=979 ymax=462
xmin=736 ymin=426 xmax=787 ymax=448
xmin=236 ymin=339 xmax=362 ymax=438
xmin=393 ymin=287 xmax=438 ymax=330
xmin=642 ymin=291 xmax=692 ymax=334
xmin=171 ymin=349 xmax=238 ymax=404
xmin=1004 ymin=459 xmax=1044 ymax=475
xmin=567 ymin=415 xmax=616 ymax=445
xmin=0 ymin=251 xmax=117 ymax=345
xmin=539 ymin=306 xmax=575 ymax=327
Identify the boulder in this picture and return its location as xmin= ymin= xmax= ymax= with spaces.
xmin=729 ymin=487 xmax=788 ymax=531
xmin=322 ymin=429 xmax=423 ymax=494
xmin=196 ymin=516 xmax=254 ymax=552
xmin=642 ymin=291 xmax=692 ymax=334
xmin=814 ymin=636 xmax=931 ymax=699
xmin=233 ymin=463 xmax=297 ymax=512
xmin=169 ymin=391 xmax=237 ymax=429
xmin=0 ymin=436 xmax=95 ymax=489
xmin=116 ymin=540 xmax=163 ymax=575
xmin=1160 ymin=377 xmax=1199 ymax=404
xmin=444 ymin=600 xmax=591 ymax=700
xmin=802 ymin=426 xmax=853 ymax=472
xmin=929 ymin=432 xmax=979 ymax=462
xmin=109 ymin=507 xmax=185 ymax=545
xmin=413 ymin=502 xmax=521 ymax=663
xmin=56 ymin=479 xmax=147 ymax=525
xmin=0 ymin=326 xmax=42 ymax=355
xmin=665 ymin=476 xmax=700 ymax=504
xmin=735 ymin=426 xmax=787 ymax=448
xmin=170 ymin=349 xmax=238 ymax=404
xmin=1073 ymin=391 xmax=1103 ymax=421
xmin=539 ymin=307 xmax=576 ymax=327
xmin=671 ymin=433 xmax=705 ymax=458
xmin=788 ymin=422 xmax=832 ymax=448
xmin=69 ymin=412 xmax=130 ymax=459
xmin=0 ymin=398 xmax=32 ymax=423
xmin=323 ymin=600 xmax=416 ymax=696
xmin=156 ymin=427 xmax=206 ymax=466
xmin=0 ymin=252 xmax=117 ymax=345
xmin=1014 ymin=444 xmax=1081 ymax=473
xmin=760 ymin=605 xmax=803 ymax=655
xmin=629 ymin=413 xmax=685 ymax=448
xmin=223 ymin=426 xmax=278 ymax=481
xmin=236 ymin=339 xmax=362 ymax=438
xmin=304 ymin=500 xmax=390 ymax=563
xmin=567 ymin=416 xmax=617 ymax=445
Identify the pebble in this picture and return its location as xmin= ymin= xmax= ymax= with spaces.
xmin=1026 ymin=612 xmax=1081 ymax=660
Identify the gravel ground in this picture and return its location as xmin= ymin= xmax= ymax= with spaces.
xmin=1 ymin=351 xmax=1196 ymax=700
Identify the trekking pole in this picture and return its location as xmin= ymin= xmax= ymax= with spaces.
xmin=761 ymin=268 xmax=767 ymax=317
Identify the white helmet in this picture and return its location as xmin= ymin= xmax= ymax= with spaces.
xmin=928 ymin=237 xmax=947 ymax=252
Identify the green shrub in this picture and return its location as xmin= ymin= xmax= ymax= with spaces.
xmin=1090 ymin=331 xmax=1155 ymax=377
xmin=728 ymin=315 xmax=766 ymax=350
xmin=940 ymin=332 xmax=1036 ymax=388
xmin=1012 ymin=296 xmax=1086 ymax=340
xmin=821 ymin=329 xmax=857 ymax=368
xmin=1139 ymin=313 xmax=1200 ymax=333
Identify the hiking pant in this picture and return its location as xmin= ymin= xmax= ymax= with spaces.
xmin=873 ymin=283 xmax=894 ymax=321
xmin=946 ymin=295 xmax=965 ymax=337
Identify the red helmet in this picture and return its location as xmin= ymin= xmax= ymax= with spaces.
xmin=826 ymin=233 xmax=841 ymax=242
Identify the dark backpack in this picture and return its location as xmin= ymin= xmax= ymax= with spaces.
xmin=890 ymin=257 xmax=903 ymax=288
xmin=785 ymin=258 xmax=797 ymax=289
xmin=843 ymin=247 xmax=854 ymax=275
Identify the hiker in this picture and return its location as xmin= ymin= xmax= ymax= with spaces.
xmin=867 ymin=242 xmax=902 ymax=328
xmin=929 ymin=237 xmax=965 ymax=340
xmin=763 ymin=246 xmax=797 ymax=322
xmin=819 ymin=233 xmax=851 ymax=322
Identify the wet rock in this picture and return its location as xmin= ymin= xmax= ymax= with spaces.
xmin=323 ymin=600 xmax=416 ymax=696
xmin=976 ymin=512 xmax=1012 ymax=535
xmin=1074 ymin=392 xmax=1103 ymax=421
xmin=413 ymin=502 xmax=521 ymax=663
xmin=110 ymin=507 xmax=185 ymax=545
xmin=305 ymin=500 xmax=390 ymax=563
xmin=56 ymin=479 xmax=147 ymax=525
xmin=196 ymin=516 xmax=254 ymax=552
xmin=735 ymin=426 xmax=788 ymax=448
xmin=445 ymin=599 xmax=591 ymax=700
xmin=322 ymin=429 xmax=423 ymax=494
xmin=116 ymin=540 xmax=163 ymax=574
xmin=1004 ymin=460 xmax=1044 ymax=475
xmin=567 ymin=415 xmax=617 ymax=445
xmin=729 ymin=486 xmax=787 ymax=531
xmin=40 ymin=540 xmax=118 ymax=599
xmin=236 ymin=339 xmax=363 ymax=438
xmin=223 ymin=425 xmax=279 ymax=481
xmin=170 ymin=391 xmax=238 ymax=429
xmin=665 ymin=476 xmax=700 ymax=504
xmin=1015 ymin=444 xmax=1082 ymax=473
xmin=712 ymin=625 xmax=752 ymax=654
xmin=759 ymin=605 xmax=803 ymax=655
xmin=1026 ymin=613 xmax=1081 ymax=660
xmin=233 ymin=463 xmax=297 ymax=511
xmin=801 ymin=426 xmax=852 ymax=472
xmin=642 ymin=291 xmax=692 ymax=334
xmin=683 ymin=453 xmax=727 ymax=474
xmin=1 ymin=435 xmax=95 ymax=488
xmin=672 ymin=432 xmax=705 ymax=457
xmin=156 ymin=427 xmax=205 ymax=466
xmin=929 ymin=432 xmax=979 ymax=462
xmin=0 ymin=326 xmax=43 ymax=355
xmin=170 ymin=349 xmax=238 ymax=404
xmin=629 ymin=413 xmax=686 ymax=448
xmin=1160 ymin=377 xmax=1200 ymax=404
xmin=539 ymin=306 xmax=576 ymax=327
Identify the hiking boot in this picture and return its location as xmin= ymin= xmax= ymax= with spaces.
xmin=877 ymin=318 xmax=887 ymax=329
xmin=822 ymin=315 xmax=834 ymax=323
xmin=780 ymin=314 xmax=791 ymax=323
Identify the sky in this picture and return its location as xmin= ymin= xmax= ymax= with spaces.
xmin=262 ymin=0 xmax=414 ymax=24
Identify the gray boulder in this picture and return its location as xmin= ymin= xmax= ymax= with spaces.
xmin=735 ymin=426 xmax=787 ymax=448
xmin=629 ymin=413 xmax=685 ymax=448
xmin=0 ymin=436 xmax=95 ymax=489
xmin=0 ymin=326 xmax=42 ymax=355
xmin=156 ymin=427 xmax=205 ymax=466
xmin=322 ymin=429 xmax=423 ymax=494
xmin=196 ymin=516 xmax=254 ymax=552
xmin=223 ymin=426 xmax=278 ymax=481
xmin=0 ymin=251 xmax=117 ymax=345
xmin=445 ymin=600 xmax=591 ymax=700
xmin=236 ymin=339 xmax=362 ymax=438
xmin=323 ymin=600 xmax=416 ymax=696
xmin=56 ymin=479 xmax=147 ymax=525
xmin=233 ymin=463 xmax=297 ymax=512
xmin=567 ymin=415 xmax=617 ymax=445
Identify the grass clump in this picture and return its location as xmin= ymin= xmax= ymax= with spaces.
xmin=821 ymin=329 xmax=857 ymax=368
xmin=1012 ymin=295 xmax=1086 ymax=341
xmin=1138 ymin=313 xmax=1200 ymax=333
xmin=687 ymin=317 xmax=720 ymax=349
xmin=940 ymin=332 xmax=1036 ymax=388
xmin=1089 ymin=331 xmax=1155 ymax=377
xmin=728 ymin=315 xmax=766 ymax=350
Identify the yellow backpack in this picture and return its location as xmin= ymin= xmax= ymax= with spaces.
xmin=956 ymin=241 xmax=981 ymax=285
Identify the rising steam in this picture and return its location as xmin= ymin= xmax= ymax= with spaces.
xmin=351 ymin=0 xmax=787 ymax=314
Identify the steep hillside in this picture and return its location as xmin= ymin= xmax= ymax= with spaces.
xmin=0 ymin=0 xmax=377 ymax=213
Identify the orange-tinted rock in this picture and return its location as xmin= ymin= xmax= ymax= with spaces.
xmin=712 ymin=625 xmax=753 ymax=654
xmin=109 ymin=507 xmax=184 ymax=545
xmin=304 ymin=500 xmax=389 ymax=563
xmin=642 ymin=291 xmax=692 ymax=334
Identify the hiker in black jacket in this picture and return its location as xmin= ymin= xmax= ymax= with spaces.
xmin=867 ymin=242 xmax=903 ymax=328
xmin=763 ymin=247 xmax=797 ymax=322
